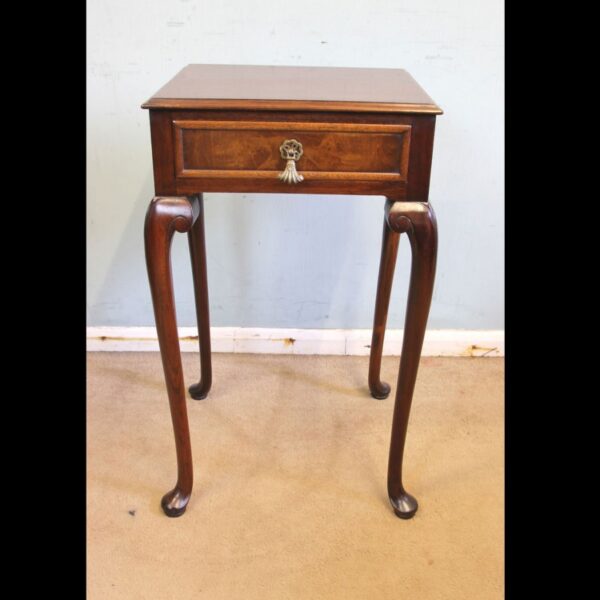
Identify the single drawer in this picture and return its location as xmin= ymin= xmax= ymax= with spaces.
xmin=172 ymin=120 xmax=412 ymax=189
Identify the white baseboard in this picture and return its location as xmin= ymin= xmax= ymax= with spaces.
xmin=86 ymin=327 xmax=504 ymax=357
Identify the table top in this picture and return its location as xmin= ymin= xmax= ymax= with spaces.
xmin=142 ymin=64 xmax=442 ymax=114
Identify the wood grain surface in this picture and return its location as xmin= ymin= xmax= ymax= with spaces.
xmin=142 ymin=64 xmax=442 ymax=114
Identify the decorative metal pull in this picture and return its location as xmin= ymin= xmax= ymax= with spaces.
xmin=278 ymin=139 xmax=304 ymax=184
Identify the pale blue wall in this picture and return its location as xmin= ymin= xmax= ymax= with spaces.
xmin=87 ymin=0 xmax=504 ymax=330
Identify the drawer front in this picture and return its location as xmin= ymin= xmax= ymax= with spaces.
xmin=172 ymin=120 xmax=412 ymax=186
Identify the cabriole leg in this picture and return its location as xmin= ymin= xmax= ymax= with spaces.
xmin=187 ymin=193 xmax=213 ymax=400
xmin=368 ymin=199 xmax=401 ymax=399
xmin=385 ymin=200 xmax=438 ymax=519
xmin=144 ymin=195 xmax=200 ymax=517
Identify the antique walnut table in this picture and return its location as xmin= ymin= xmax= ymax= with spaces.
xmin=142 ymin=64 xmax=442 ymax=519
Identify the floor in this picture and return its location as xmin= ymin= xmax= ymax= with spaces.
xmin=87 ymin=352 xmax=504 ymax=599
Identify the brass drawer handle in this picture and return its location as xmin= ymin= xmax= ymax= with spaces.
xmin=278 ymin=139 xmax=304 ymax=184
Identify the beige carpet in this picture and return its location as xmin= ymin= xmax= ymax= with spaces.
xmin=87 ymin=353 xmax=503 ymax=599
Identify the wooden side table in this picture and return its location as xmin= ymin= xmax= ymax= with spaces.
xmin=142 ymin=64 xmax=442 ymax=519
